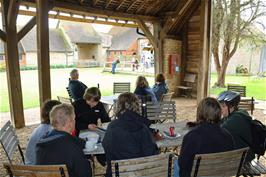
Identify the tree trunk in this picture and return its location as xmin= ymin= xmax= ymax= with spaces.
xmin=215 ymin=53 xmax=230 ymax=87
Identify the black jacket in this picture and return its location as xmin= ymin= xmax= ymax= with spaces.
xmin=36 ymin=130 xmax=92 ymax=177
xmin=102 ymin=110 xmax=159 ymax=176
xmin=73 ymin=99 xmax=110 ymax=133
xmin=68 ymin=80 xmax=87 ymax=101
xmin=178 ymin=123 xmax=235 ymax=177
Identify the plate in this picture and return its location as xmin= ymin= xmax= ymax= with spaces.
xmin=162 ymin=131 xmax=181 ymax=139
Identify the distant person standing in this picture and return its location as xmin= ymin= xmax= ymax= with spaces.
xmin=112 ymin=59 xmax=120 ymax=74
xmin=68 ymin=69 xmax=87 ymax=101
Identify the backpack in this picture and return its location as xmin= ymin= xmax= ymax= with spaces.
xmin=249 ymin=119 xmax=266 ymax=156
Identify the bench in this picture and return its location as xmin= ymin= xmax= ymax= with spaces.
xmin=176 ymin=73 xmax=196 ymax=97
xmin=161 ymin=92 xmax=174 ymax=101
xmin=191 ymin=148 xmax=248 ymax=176
xmin=111 ymin=153 xmax=176 ymax=177
xmin=4 ymin=163 xmax=69 ymax=177
xmin=0 ymin=121 xmax=24 ymax=164
xmin=57 ymin=96 xmax=73 ymax=104
xmin=227 ymin=84 xmax=246 ymax=97
xmin=239 ymin=97 xmax=255 ymax=115
xmin=113 ymin=82 xmax=130 ymax=94
xmin=145 ymin=101 xmax=176 ymax=123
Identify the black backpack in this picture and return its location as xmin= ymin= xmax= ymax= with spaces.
xmin=249 ymin=119 xmax=266 ymax=156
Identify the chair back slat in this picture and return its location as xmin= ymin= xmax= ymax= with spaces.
xmin=238 ymin=97 xmax=255 ymax=115
xmin=161 ymin=92 xmax=174 ymax=101
xmin=57 ymin=96 xmax=73 ymax=104
xmin=146 ymin=101 xmax=176 ymax=122
xmin=227 ymin=85 xmax=246 ymax=97
xmin=191 ymin=148 xmax=248 ymax=177
xmin=113 ymin=82 xmax=130 ymax=94
xmin=0 ymin=121 xmax=23 ymax=163
xmin=111 ymin=153 xmax=175 ymax=177
xmin=4 ymin=163 xmax=69 ymax=177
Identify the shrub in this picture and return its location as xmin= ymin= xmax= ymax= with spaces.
xmin=236 ymin=65 xmax=249 ymax=74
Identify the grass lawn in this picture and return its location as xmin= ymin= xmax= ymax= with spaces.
xmin=210 ymin=74 xmax=266 ymax=100
xmin=0 ymin=69 xmax=265 ymax=112
xmin=0 ymin=68 xmax=154 ymax=112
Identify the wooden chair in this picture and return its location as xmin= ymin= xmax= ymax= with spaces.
xmin=57 ymin=96 xmax=73 ymax=104
xmin=239 ymin=97 xmax=255 ymax=115
xmin=227 ymin=84 xmax=246 ymax=97
xmin=191 ymin=148 xmax=248 ymax=177
xmin=241 ymin=155 xmax=266 ymax=176
xmin=176 ymin=73 xmax=196 ymax=97
xmin=0 ymin=121 xmax=25 ymax=164
xmin=111 ymin=153 xmax=176 ymax=177
xmin=161 ymin=92 xmax=174 ymax=101
xmin=3 ymin=163 xmax=69 ymax=177
xmin=145 ymin=101 xmax=176 ymax=123
xmin=113 ymin=82 xmax=130 ymax=94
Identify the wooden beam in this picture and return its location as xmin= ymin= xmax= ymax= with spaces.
xmin=17 ymin=16 xmax=36 ymax=41
xmin=136 ymin=19 xmax=157 ymax=48
xmin=20 ymin=1 xmax=158 ymax=22
xmin=126 ymin=0 xmax=139 ymax=12
xmin=92 ymin=0 xmax=100 ymax=7
xmin=18 ymin=9 xmax=139 ymax=28
xmin=7 ymin=0 xmax=20 ymax=28
xmin=197 ymin=0 xmax=211 ymax=103
xmin=135 ymin=1 xmax=147 ymax=14
xmin=1 ymin=0 xmax=25 ymax=128
xmin=153 ymin=21 xmax=163 ymax=74
xmin=36 ymin=0 xmax=51 ymax=110
xmin=116 ymin=0 xmax=127 ymax=11
xmin=0 ymin=29 xmax=6 ymax=42
xmin=105 ymin=0 xmax=112 ymax=9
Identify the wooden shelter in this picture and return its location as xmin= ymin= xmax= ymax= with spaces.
xmin=0 ymin=0 xmax=211 ymax=128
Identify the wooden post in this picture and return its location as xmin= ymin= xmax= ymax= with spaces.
xmin=1 ymin=0 xmax=25 ymax=128
xmin=36 ymin=0 xmax=51 ymax=111
xmin=153 ymin=22 xmax=163 ymax=74
xmin=197 ymin=0 xmax=211 ymax=103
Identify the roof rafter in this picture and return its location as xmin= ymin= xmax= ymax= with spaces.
xmin=126 ymin=0 xmax=141 ymax=13
xmin=116 ymin=0 xmax=127 ymax=11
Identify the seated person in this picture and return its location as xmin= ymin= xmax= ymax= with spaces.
xmin=152 ymin=73 xmax=169 ymax=101
xmin=25 ymin=100 xmax=61 ymax=165
xmin=102 ymin=92 xmax=159 ymax=176
xmin=134 ymin=75 xmax=157 ymax=103
xmin=36 ymin=103 xmax=92 ymax=177
xmin=218 ymin=91 xmax=255 ymax=162
xmin=68 ymin=69 xmax=87 ymax=101
xmin=178 ymin=97 xmax=235 ymax=177
xmin=73 ymin=87 xmax=110 ymax=134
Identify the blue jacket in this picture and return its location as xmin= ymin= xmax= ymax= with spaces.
xmin=152 ymin=82 xmax=168 ymax=101
xmin=68 ymin=80 xmax=87 ymax=101
xmin=134 ymin=87 xmax=157 ymax=103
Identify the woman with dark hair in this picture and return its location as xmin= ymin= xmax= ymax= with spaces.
xmin=134 ymin=75 xmax=157 ymax=103
xmin=25 ymin=99 xmax=61 ymax=165
xmin=152 ymin=73 xmax=169 ymax=101
xmin=178 ymin=97 xmax=234 ymax=177
xmin=102 ymin=92 xmax=158 ymax=176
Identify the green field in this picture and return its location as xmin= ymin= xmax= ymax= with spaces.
xmin=210 ymin=74 xmax=266 ymax=100
xmin=0 ymin=68 xmax=265 ymax=112
xmin=0 ymin=68 xmax=154 ymax=112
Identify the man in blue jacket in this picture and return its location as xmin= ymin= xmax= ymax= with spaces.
xmin=68 ymin=69 xmax=87 ymax=101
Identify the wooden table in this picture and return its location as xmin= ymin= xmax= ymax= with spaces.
xmin=81 ymin=121 xmax=190 ymax=155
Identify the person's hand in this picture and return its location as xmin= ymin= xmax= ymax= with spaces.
xmin=88 ymin=124 xmax=97 ymax=131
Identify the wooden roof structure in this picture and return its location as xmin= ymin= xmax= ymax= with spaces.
xmin=0 ymin=0 xmax=211 ymax=128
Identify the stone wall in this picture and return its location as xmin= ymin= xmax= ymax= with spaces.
xmin=163 ymin=39 xmax=182 ymax=95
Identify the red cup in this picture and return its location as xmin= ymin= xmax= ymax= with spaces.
xmin=169 ymin=126 xmax=175 ymax=136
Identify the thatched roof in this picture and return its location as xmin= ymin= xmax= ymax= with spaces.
xmin=108 ymin=27 xmax=143 ymax=51
xmin=20 ymin=27 xmax=72 ymax=52
xmin=59 ymin=21 xmax=102 ymax=44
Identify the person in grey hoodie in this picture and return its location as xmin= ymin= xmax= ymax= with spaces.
xmin=25 ymin=99 xmax=61 ymax=165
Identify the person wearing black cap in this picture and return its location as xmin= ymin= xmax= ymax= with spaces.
xmin=217 ymin=90 xmax=255 ymax=162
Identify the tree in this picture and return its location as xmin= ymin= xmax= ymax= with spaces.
xmin=212 ymin=0 xmax=266 ymax=87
